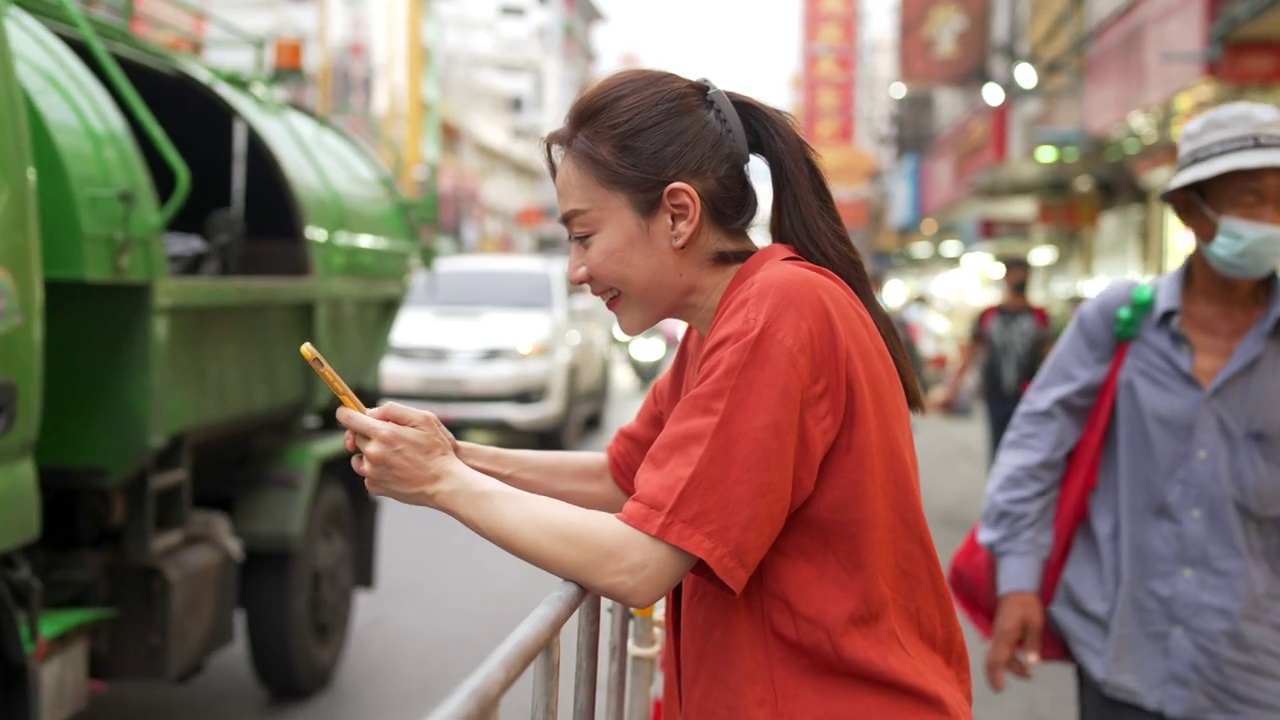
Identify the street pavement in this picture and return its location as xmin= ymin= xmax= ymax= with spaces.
xmin=81 ymin=356 xmax=1075 ymax=720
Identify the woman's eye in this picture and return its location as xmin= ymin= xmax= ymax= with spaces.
xmin=570 ymin=234 xmax=592 ymax=244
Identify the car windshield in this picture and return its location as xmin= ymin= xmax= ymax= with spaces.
xmin=405 ymin=269 xmax=553 ymax=309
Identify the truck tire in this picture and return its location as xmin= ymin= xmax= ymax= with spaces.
xmin=242 ymin=477 xmax=356 ymax=699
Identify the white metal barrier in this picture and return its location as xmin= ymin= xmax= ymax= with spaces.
xmin=423 ymin=581 xmax=664 ymax=720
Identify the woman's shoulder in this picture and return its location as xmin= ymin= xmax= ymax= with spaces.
xmin=707 ymin=257 xmax=871 ymax=369
xmin=739 ymin=255 xmax=849 ymax=308
xmin=730 ymin=256 xmax=864 ymax=333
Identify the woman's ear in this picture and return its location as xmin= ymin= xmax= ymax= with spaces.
xmin=661 ymin=182 xmax=702 ymax=249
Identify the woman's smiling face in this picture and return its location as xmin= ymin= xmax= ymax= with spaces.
xmin=555 ymin=157 xmax=691 ymax=336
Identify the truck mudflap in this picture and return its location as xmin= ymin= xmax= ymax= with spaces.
xmin=232 ymin=430 xmax=376 ymax=588
xmin=32 ymin=609 xmax=114 ymax=720
xmin=3 ymin=559 xmax=113 ymax=720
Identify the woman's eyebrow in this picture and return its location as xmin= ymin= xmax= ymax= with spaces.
xmin=559 ymin=208 xmax=587 ymax=227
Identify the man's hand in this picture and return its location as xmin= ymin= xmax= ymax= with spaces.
xmin=985 ymin=591 xmax=1044 ymax=692
xmin=928 ymin=391 xmax=956 ymax=414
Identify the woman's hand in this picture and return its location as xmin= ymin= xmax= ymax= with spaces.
xmin=336 ymin=402 xmax=464 ymax=508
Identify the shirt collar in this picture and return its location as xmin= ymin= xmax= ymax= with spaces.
xmin=1154 ymin=258 xmax=1280 ymax=332
xmin=719 ymin=243 xmax=802 ymax=302
xmin=1153 ymin=262 xmax=1188 ymax=325
xmin=1266 ymin=273 xmax=1280 ymax=333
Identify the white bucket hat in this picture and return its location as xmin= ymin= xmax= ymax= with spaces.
xmin=1161 ymin=100 xmax=1280 ymax=201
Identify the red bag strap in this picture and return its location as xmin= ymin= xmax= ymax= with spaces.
xmin=1039 ymin=282 xmax=1155 ymax=598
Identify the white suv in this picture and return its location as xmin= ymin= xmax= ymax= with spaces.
xmin=377 ymin=253 xmax=613 ymax=448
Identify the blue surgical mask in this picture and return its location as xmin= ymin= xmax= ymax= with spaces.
xmin=1193 ymin=197 xmax=1280 ymax=280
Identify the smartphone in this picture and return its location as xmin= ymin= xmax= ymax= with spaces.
xmin=300 ymin=342 xmax=368 ymax=414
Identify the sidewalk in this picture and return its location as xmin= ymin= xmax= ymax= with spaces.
xmin=913 ymin=412 xmax=1077 ymax=720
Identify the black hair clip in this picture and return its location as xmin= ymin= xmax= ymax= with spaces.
xmin=697 ymin=78 xmax=750 ymax=164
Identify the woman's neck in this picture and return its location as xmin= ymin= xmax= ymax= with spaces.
xmin=683 ymin=262 xmax=744 ymax=336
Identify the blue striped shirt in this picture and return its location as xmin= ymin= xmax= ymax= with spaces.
xmin=978 ymin=261 xmax=1280 ymax=718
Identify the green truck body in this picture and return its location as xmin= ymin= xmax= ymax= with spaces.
xmin=0 ymin=2 xmax=424 ymax=718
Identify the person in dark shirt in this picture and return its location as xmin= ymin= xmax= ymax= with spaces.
xmin=935 ymin=258 xmax=1051 ymax=462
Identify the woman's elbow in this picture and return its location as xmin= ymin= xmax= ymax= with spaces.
xmin=610 ymin=577 xmax=674 ymax=610
xmin=607 ymin=547 xmax=695 ymax=609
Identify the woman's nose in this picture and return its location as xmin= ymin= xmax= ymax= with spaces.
xmin=568 ymin=248 xmax=590 ymax=285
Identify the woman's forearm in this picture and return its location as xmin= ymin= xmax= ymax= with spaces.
xmin=455 ymin=441 xmax=629 ymax=513
xmin=437 ymin=463 xmax=694 ymax=608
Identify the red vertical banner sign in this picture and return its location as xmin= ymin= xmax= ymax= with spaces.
xmin=802 ymin=0 xmax=858 ymax=145
xmin=803 ymin=0 xmax=875 ymax=231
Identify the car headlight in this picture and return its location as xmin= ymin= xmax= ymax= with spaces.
xmin=514 ymin=340 xmax=551 ymax=358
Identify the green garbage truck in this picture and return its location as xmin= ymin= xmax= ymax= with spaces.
xmin=0 ymin=2 xmax=423 ymax=718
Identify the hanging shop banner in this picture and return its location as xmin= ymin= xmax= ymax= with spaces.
xmin=886 ymin=153 xmax=923 ymax=232
xmin=802 ymin=0 xmax=858 ymax=145
xmin=899 ymin=0 xmax=989 ymax=86
xmin=920 ymin=103 xmax=1008 ymax=217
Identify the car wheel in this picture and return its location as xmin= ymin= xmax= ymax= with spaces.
xmin=585 ymin=359 xmax=610 ymax=430
xmin=537 ymin=372 xmax=584 ymax=450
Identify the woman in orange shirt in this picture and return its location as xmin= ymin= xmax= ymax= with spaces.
xmin=338 ymin=69 xmax=973 ymax=718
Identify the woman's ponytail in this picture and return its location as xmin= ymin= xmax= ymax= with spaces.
xmin=731 ymin=97 xmax=925 ymax=412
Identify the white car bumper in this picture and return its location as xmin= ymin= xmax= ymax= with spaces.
xmin=377 ymin=353 xmax=570 ymax=432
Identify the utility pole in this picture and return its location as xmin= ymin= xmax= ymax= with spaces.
xmin=403 ymin=0 xmax=425 ymax=195
xmin=317 ymin=0 xmax=332 ymax=114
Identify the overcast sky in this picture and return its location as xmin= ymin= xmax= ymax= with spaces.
xmin=588 ymin=0 xmax=802 ymax=112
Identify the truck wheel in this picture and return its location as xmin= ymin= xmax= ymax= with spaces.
xmin=242 ymin=478 xmax=356 ymax=700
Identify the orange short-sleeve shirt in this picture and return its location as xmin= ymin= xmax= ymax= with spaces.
xmin=608 ymin=244 xmax=972 ymax=719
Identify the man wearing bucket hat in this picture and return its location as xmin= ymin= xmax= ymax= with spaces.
xmin=973 ymin=100 xmax=1280 ymax=719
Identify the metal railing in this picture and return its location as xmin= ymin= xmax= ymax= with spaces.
xmin=424 ymin=581 xmax=663 ymax=720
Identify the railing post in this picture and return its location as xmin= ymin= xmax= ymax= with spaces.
xmin=604 ymin=601 xmax=630 ymax=720
xmin=531 ymin=634 xmax=560 ymax=720
xmin=626 ymin=607 xmax=657 ymax=720
xmin=572 ymin=594 xmax=601 ymax=720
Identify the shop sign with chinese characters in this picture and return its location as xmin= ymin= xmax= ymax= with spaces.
xmin=802 ymin=0 xmax=857 ymax=145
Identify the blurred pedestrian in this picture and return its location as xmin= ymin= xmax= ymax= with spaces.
xmin=873 ymin=271 xmax=929 ymax=394
xmin=337 ymin=69 xmax=972 ymax=718
xmin=976 ymin=100 xmax=1280 ymax=719
xmin=934 ymin=257 xmax=1053 ymax=463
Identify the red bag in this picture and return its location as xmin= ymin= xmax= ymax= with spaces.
xmin=946 ymin=341 xmax=1132 ymax=663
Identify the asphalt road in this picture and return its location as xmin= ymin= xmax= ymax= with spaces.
xmin=81 ymin=357 xmax=1076 ymax=720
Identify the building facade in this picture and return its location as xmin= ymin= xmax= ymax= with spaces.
xmin=202 ymin=0 xmax=601 ymax=254
xmin=880 ymin=0 xmax=1280 ymax=316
